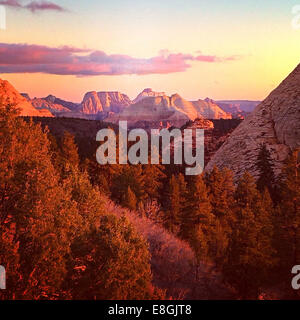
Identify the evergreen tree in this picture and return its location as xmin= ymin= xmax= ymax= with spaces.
xmin=179 ymin=175 xmax=213 ymax=242
xmin=222 ymin=172 xmax=276 ymax=299
xmin=256 ymin=144 xmax=276 ymax=195
xmin=274 ymin=150 xmax=300 ymax=281
xmin=235 ymin=171 xmax=260 ymax=208
xmin=206 ymin=166 xmax=235 ymax=230
xmin=123 ymin=186 xmax=137 ymax=211
xmin=177 ymin=173 xmax=188 ymax=212
xmin=65 ymin=215 xmax=164 ymax=299
xmin=61 ymin=131 xmax=80 ymax=168
xmin=164 ymin=175 xmax=181 ymax=233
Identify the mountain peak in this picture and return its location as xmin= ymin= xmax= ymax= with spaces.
xmin=133 ymin=88 xmax=166 ymax=104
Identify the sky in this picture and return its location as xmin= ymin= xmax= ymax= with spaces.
xmin=0 ymin=0 xmax=299 ymax=102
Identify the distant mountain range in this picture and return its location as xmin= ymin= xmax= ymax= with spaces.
xmin=1 ymin=79 xmax=259 ymax=125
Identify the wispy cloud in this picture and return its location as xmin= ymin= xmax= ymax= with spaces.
xmin=0 ymin=43 xmax=241 ymax=76
xmin=0 ymin=0 xmax=22 ymax=7
xmin=0 ymin=0 xmax=66 ymax=12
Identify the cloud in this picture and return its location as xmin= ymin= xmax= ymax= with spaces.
xmin=25 ymin=1 xmax=66 ymax=12
xmin=0 ymin=0 xmax=22 ymax=7
xmin=0 ymin=43 xmax=240 ymax=76
xmin=0 ymin=0 xmax=66 ymax=12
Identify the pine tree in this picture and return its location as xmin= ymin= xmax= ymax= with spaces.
xmin=235 ymin=171 xmax=260 ymax=208
xmin=256 ymin=144 xmax=276 ymax=195
xmin=179 ymin=175 xmax=213 ymax=242
xmin=123 ymin=186 xmax=137 ymax=211
xmin=177 ymin=173 xmax=188 ymax=212
xmin=222 ymin=172 xmax=276 ymax=299
xmin=142 ymin=164 xmax=165 ymax=201
xmin=164 ymin=175 xmax=181 ymax=233
xmin=206 ymin=166 xmax=235 ymax=228
xmin=61 ymin=131 xmax=80 ymax=168
xmin=112 ymin=165 xmax=146 ymax=204
xmin=274 ymin=150 xmax=300 ymax=281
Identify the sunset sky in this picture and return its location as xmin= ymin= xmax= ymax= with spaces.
xmin=0 ymin=0 xmax=299 ymax=102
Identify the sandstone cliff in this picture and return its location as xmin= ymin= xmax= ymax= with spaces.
xmin=80 ymin=91 xmax=131 ymax=115
xmin=133 ymin=88 xmax=166 ymax=104
xmin=191 ymin=98 xmax=232 ymax=119
xmin=206 ymin=64 xmax=300 ymax=179
xmin=0 ymin=79 xmax=53 ymax=117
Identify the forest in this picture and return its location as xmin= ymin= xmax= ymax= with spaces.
xmin=0 ymin=103 xmax=299 ymax=300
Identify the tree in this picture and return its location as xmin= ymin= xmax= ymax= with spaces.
xmin=64 ymin=215 xmax=164 ymax=299
xmin=222 ymin=172 xmax=275 ymax=299
xmin=123 ymin=186 xmax=137 ymax=211
xmin=274 ymin=150 xmax=300 ymax=283
xmin=177 ymin=173 xmax=188 ymax=213
xmin=164 ymin=175 xmax=181 ymax=233
xmin=256 ymin=144 xmax=276 ymax=196
xmin=179 ymin=175 xmax=213 ymax=270
xmin=206 ymin=166 xmax=236 ymax=234
xmin=112 ymin=165 xmax=146 ymax=204
xmin=61 ymin=131 xmax=80 ymax=168
xmin=0 ymin=104 xmax=81 ymax=299
xmin=0 ymin=103 xmax=163 ymax=300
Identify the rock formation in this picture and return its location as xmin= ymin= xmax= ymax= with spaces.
xmin=191 ymin=98 xmax=232 ymax=119
xmin=0 ymin=79 xmax=53 ymax=117
xmin=80 ymin=91 xmax=131 ymax=115
xmin=133 ymin=88 xmax=166 ymax=104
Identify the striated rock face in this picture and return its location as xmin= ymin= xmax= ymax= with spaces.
xmin=191 ymin=98 xmax=232 ymax=119
xmin=133 ymin=88 xmax=166 ymax=104
xmin=80 ymin=91 xmax=131 ymax=115
xmin=0 ymin=79 xmax=53 ymax=117
xmin=206 ymin=63 xmax=300 ymax=180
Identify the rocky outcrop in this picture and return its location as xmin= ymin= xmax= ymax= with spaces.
xmin=182 ymin=118 xmax=214 ymax=130
xmin=0 ymin=79 xmax=53 ymax=117
xmin=191 ymin=98 xmax=232 ymax=119
xmin=206 ymin=63 xmax=300 ymax=180
xmin=133 ymin=88 xmax=165 ymax=104
xmin=80 ymin=91 xmax=131 ymax=115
